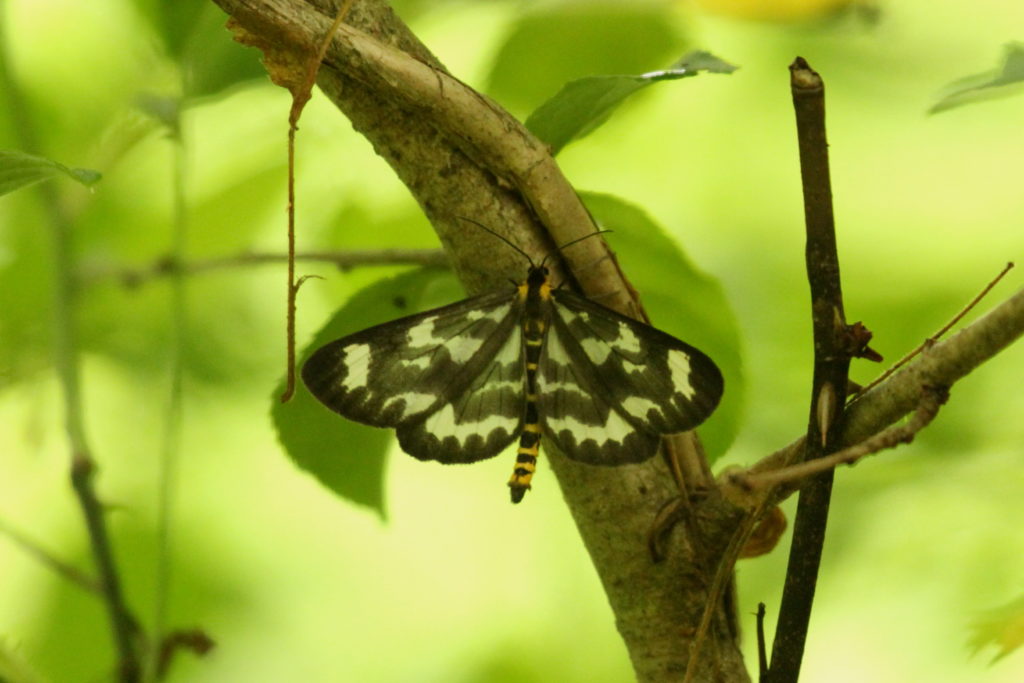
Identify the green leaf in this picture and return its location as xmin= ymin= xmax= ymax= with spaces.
xmin=968 ymin=594 xmax=1024 ymax=663
xmin=581 ymin=192 xmax=744 ymax=462
xmin=178 ymin=7 xmax=267 ymax=101
xmin=0 ymin=150 xmax=101 ymax=197
xmin=930 ymin=42 xmax=1024 ymax=114
xmin=272 ymin=267 xmax=457 ymax=517
xmin=486 ymin=3 xmax=685 ymax=115
xmin=132 ymin=0 xmax=207 ymax=60
xmin=133 ymin=0 xmax=265 ymax=102
xmin=527 ymin=52 xmax=737 ymax=155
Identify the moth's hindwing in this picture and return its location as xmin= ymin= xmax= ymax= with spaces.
xmin=301 ymin=290 xmax=524 ymax=464
xmin=538 ymin=289 xmax=724 ymax=465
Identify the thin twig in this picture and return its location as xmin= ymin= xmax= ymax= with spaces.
xmin=281 ymin=0 xmax=357 ymax=403
xmin=282 ymin=133 xmax=299 ymax=401
xmin=737 ymin=385 xmax=948 ymax=491
xmin=731 ymin=285 xmax=1024 ymax=497
xmin=683 ymin=500 xmax=769 ymax=683
xmin=757 ymin=603 xmax=768 ymax=681
xmin=155 ymin=629 xmax=216 ymax=679
xmin=853 ymin=261 xmax=1015 ymax=400
xmin=152 ymin=113 xmax=188 ymax=680
xmin=766 ymin=57 xmax=851 ymax=683
xmin=70 ymin=458 xmax=142 ymax=682
xmin=0 ymin=14 xmax=142 ymax=681
xmin=0 ymin=518 xmax=101 ymax=594
xmin=79 ymin=249 xmax=449 ymax=288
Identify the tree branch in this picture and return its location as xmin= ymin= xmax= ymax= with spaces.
xmin=0 ymin=517 xmax=101 ymax=594
xmin=766 ymin=57 xmax=850 ymax=683
xmin=79 ymin=249 xmax=449 ymax=288
xmin=853 ymin=261 xmax=1013 ymax=398
xmin=734 ymin=284 xmax=1024 ymax=493
xmin=737 ymin=385 xmax=947 ymax=491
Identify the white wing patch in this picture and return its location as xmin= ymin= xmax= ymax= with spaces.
xmin=341 ymin=342 xmax=372 ymax=390
xmin=404 ymin=317 xmax=442 ymax=348
xmin=577 ymin=320 xmax=643 ymax=365
xmin=667 ymin=348 xmax=696 ymax=399
xmin=619 ymin=395 xmax=662 ymax=421
xmin=383 ymin=391 xmax=436 ymax=415
xmin=400 ymin=355 xmax=432 ymax=371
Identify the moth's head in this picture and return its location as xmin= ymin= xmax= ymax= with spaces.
xmin=526 ymin=264 xmax=550 ymax=286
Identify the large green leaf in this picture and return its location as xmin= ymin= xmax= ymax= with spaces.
xmin=272 ymin=267 xmax=458 ymax=517
xmin=526 ymin=52 xmax=736 ymax=155
xmin=132 ymin=0 xmax=264 ymax=101
xmin=581 ymin=192 xmax=744 ymax=462
xmin=0 ymin=150 xmax=101 ymax=197
xmin=930 ymin=42 xmax=1024 ymax=114
xmin=486 ymin=3 xmax=684 ymax=115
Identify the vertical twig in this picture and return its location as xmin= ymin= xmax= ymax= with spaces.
xmin=853 ymin=261 xmax=1015 ymax=399
xmin=765 ymin=57 xmax=852 ymax=683
xmin=152 ymin=107 xmax=188 ymax=679
xmin=0 ymin=11 xmax=141 ymax=682
xmin=0 ymin=518 xmax=101 ymax=594
xmin=279 ymin=0 xmax=355 ymax=402
xmin=756 ymin=602 xmax=768 ymax=680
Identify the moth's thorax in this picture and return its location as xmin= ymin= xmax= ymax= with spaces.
xmin=517 ymin=265 xmax=553 ymax=301
xmin=518 ymin=265 xmax=553 ymax=338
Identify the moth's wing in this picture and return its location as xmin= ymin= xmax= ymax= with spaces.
xmin=538 ymin=289 xmax=724 ymax=465
xmin=537 ymin=315 xmax=657 ymax=465
xmin=302 ymin=290 xmax=524 ymax=464
xmin=397 ymin=319 xmax=525 ymax=464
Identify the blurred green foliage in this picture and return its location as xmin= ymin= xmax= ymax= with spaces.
xmin=0 ymin=150 xmax=101 ymax=196
xmin=970 ymin=594 xmax=1024 ymax=663
xmin=1 ymin=1 xmax=1023 ymax=682
xmin=931 ymin=42 xmax=1024 ymax=114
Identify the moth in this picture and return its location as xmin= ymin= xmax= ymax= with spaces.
xmin=302 ymin=228 xmax=724 ymax=503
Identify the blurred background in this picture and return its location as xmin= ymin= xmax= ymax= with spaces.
xmin=1 ymin=0 xmax=1023 ymax=681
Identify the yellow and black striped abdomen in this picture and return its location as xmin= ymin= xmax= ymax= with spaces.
xmin=508 ymin=268 xmax=552 ymax=503
xmin=508 ymin=326 xmax=544 ymax=502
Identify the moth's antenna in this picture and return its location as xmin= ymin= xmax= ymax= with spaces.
xmin=457 ymin=217 xmax=611 ymax=268
xmin=557 ymin=229 xmax=612 ymax=251
xmin=457 ymin=216 xmax=536 ymax=266
xmin=540 ymin=229 xmax=613 ymax=267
